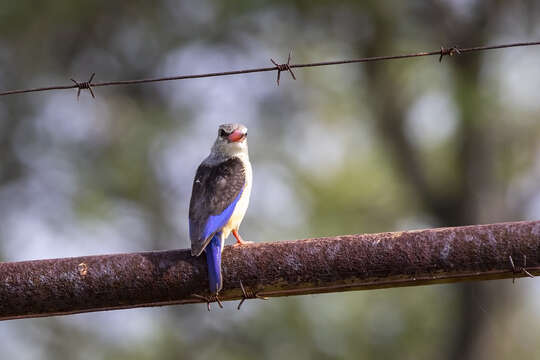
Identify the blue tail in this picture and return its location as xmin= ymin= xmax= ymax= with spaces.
xmin=205 ymin=233 xmax=223 ymax=294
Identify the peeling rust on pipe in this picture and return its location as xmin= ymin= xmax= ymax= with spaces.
xmin=0 ymin=221 xmax=539 ymax=320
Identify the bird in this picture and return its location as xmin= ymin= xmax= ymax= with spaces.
xmin=189 ymin=123 xmax=252 ymax=300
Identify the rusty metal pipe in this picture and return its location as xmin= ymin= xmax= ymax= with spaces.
xmin=0 ymin=221 xmax=538 ymax=320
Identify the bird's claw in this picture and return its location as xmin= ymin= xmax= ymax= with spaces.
xmin=233 ymin=240 xmax=254 ymax=246
xmin=232 ymin=229 xmax=253 ymax=246
xmin=237 ymin=280 xmax=268 ymax=310
xmin=192 ymin=294 xmax=224 ymax=311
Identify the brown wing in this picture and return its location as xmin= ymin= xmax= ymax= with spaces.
xmin=189 ymin=157 xmax=245 ymax=256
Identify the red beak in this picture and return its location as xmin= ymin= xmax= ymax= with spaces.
xmin=228 ymin=129 xmax=246 ymax=142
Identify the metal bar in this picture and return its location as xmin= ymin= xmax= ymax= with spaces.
xmin=0 ymin=221 xmax=538 ymax=320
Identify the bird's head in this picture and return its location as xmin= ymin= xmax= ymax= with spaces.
xmin=210 ymin=123 xmax=249 ymax=159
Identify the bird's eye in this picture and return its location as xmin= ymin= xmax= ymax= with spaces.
xmin=219 ymin=129 xmax=227 ymax=137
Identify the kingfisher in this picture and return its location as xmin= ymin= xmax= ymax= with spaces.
xmin=189 ymin=123 xmax=252 ymax=301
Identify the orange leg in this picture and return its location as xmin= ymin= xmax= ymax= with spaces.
xmin=232 ymin=229 xmax=253 ymax=245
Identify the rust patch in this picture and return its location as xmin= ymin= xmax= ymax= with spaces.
xmin=78 ymin=263 xmax=88 ymax=276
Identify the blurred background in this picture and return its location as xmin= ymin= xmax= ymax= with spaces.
xmin=0 ymin=1 xmax=539 ymax=359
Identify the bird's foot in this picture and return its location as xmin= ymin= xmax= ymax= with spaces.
xmin=237 ymin=280 xmax=268 ymax=310
xmin=192 ymin=293 xmax=224 ymax=312
xmin=232 ymin=229 xmax=253 ymax=246
xmin=233 ymin=239 xmax=254 ymax=246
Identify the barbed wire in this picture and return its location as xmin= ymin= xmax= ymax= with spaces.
xmin=0 ymin=41 xmax=539 ymax=98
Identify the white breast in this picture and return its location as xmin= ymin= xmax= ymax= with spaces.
xmin=220 ymin=155 xmax=252 ymax=244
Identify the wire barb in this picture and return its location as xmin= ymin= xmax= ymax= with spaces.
xmin=270 ymin=51 xmax=296 ymax=86
xmin=237 ymin=280 xmax=268 ymax=310
xmin=70 ymin=73 xmax=96 ymax=100
xmin=439 ymin=46 xmax=462 ymax=62
xmin=192 ymin=293 xmax=224 ymax=311
xmin=509 ymin=255 xmax=534 ymax=284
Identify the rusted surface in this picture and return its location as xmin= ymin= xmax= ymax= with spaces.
xmin=0 ymin=221 xmax=539 ymax=320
